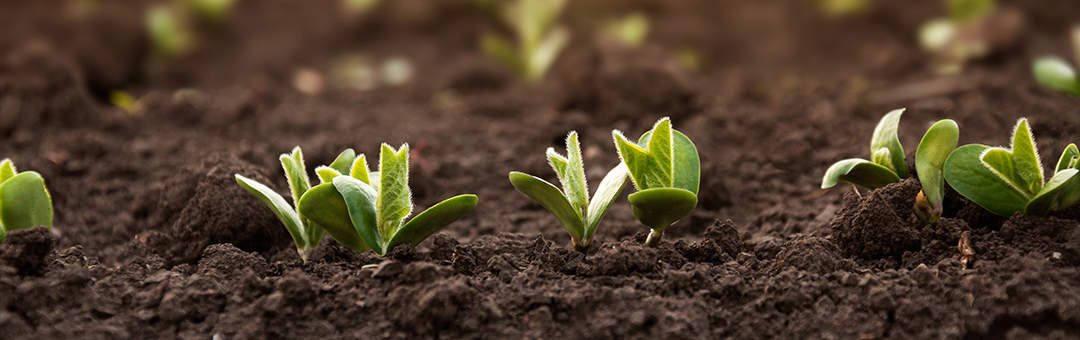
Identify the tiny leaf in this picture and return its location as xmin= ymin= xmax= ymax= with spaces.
xmin=1055 ymin=143 xmax=1079 ymax=173
xmin=329 ymin=149 xmax=357 ymax=176
xmin=351 ymin=154 xmax=371 ymax=185
xmin=627 ymin=188 xmax=697 ymax=231
xmin=1025 ymin=169 xmax=1080 ymax=217
xmin=547 ymin=131 xmax=588 ymax=215
xmin=1033 ymin=57 xmax=1080 ymax=96
xmin=377 ymin=144 xmax=412 ymax=236
xmin=870 ymin=108 xmax=907 ymax=179
xmin=509 ymin=172 xmax=584 ymax=240
xmin=280 ymin=147 xmax=311 ymax=209
xmin=235 ymin=174 xmax=305 ymax=247
xmin=0 ymin=159 xmax=15 ymax=184
xmin=915 ymin=119 xmax=960 ymax=213
xmin=944 ymin=144 xmax=1031 ymax=216
xmin=822 ymin=159 xmax=901 ymax=189
xmin=297 ymin=182 xmax=370 ymax=252
xmin=584 ymin=163 xmax=629 ymax=238
xmin=0 ymin=172 xmax=53 ymax=241
xmin=391 ymin=195 xmax=478 ymax=249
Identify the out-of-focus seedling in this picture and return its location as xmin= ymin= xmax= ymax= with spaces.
xmin=603 ymin=12 xmax=649 ymax=48
xmin=613 ymin=118 xmax=700 ymax=247
xmin=943 ymin=118 xmax=1080 ymax=217
xmin=918 ymin=0 xmax=1018 ymax=74
xmin=509 ymin=132 xmax=629 ymax=252
xmin=0 ymin=159 xmax=53 ymax=243
xmin=342 ymin=0 xmax=379 ymax=16
xmin=235 ymin=147 xmax=336 ymax=262
xmin=1033 ymin=26 xmax=1080 ymax=96
xmin=299 ymin=144 xmax=478 ymax=256
xmin=109 ymin=91 xmax=145 ymax=116
xmin=186 ymin=0 xmax=235 ymax=22
xmin=147 ymin=5 xmax=195 ymax=59
xmin=481 ymin=0 xmax=569 ymax=82
xmin=822 ymin=109 xmax=908 ymax=191
xmin=806 ymin=0 xmax=871 ymax=18
xmin=914 ymin=119 xmax=960 ymax=224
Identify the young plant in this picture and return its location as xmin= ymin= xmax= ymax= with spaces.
xmin=1033 ymin=26 xmax=1080 ymax=96
xmin=298 ymin=143 xmax=478 ymax=256
xmin=481 ymin=0 xmax=569 ymax=82
xmin=603 ymin=12 xmax=649 ymax=48
xmin=943 ymin=118 xmax=1080 ymax=217
xmin=146 ymin=4 xmax=195 ymax=59
xmin=509 ymin=132 xmax=630 ymax=252
xmin=0 ymin=159 xmax=53 ymax=243
xmin=917 ymin=0 xmax=999 ymax=74
xmin=235 ymin=147 xmax=343 ymax=262
xmin=822 ymin=109 xmax=908 ymax=191
xmin=612 ymin=118 xmax=700 ymax=247
xmin=914 ymin=119 xmax=960 ymax=224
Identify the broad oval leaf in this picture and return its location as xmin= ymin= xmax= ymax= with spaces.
xmin=584 ymin=163 xmax=629 ymax=238
xmin=1033 ymin=57 xmax=1080 ymax=96
xmin=0 ymin=159 xmax=15 ymax=183
xmin=509 ymin=172 xmax=584 ymax=239
xmin=1026 ymin=169 xmax=1080 ymax=217
xmin=980 ymin=118 xmax=1044 ymax=197
xmin=870 ymin=108 xmax=907 ymax=179
xmin=235 ymin=174 xmax=305 ymax=247
xmin=0 ymin=172 xmax=53 ymax=240
xmin=627 ymin=188 xmax=697 ymax=230
xmin=821 ymin=159 xmax=900 ymax=190
xmin=297 ymin=182 xmax=370 ymax=252
xmin=391 ymin=194 xmax=478 ymax=249
xmin=332 ymin=176 xmax=384 ymax=254
xmin=915 ymin=119 xmax=960 ymax=207
xmin=1056 ymin=143 xmax=1079 ymax=173
xmin=944 ymin=144 xmax=1030 ymax=216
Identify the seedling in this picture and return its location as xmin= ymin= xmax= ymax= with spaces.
xmin=806 ymin=0 xmax=871 ymax=17
xmin=822 ymin=109 xmax=908 ymax=191
xmin=943 ymin=118 xmax=1080 ymax=217
xmin=298 ymin=143 xmax=478 ymax=256
xmin=509 ymin=132 xmax=629 ymax=252
xmin=481 ymin=0 xmax=569 ymax=82
xmin=612 ymin=118 xmax=700 ymax=247
xmin=235 ymin=147 xmax=338 ymax=262
xmin=914 ymin=119 xmax=960 ymax=224
xmin=186 ymin=0 xmax=235 ymax=22
xmin=147 ymin=5 xmax=195 ymax=58
xmin=0 ymin=159 xmax=53 ymax=243
xmin=917 ymin=0 xmax=998 ymax=74
xmin=603 ymin=12 xmax=649 ymax=48
xmin=1032 ymin=26 xmax=1080 ymax=96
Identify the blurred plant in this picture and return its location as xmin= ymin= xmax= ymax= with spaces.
xmin=509 ymin=132 xmax=629 ymax=252
xmin=603 ymin=12 xmax=649 ymax=48
xmin=944 ymin=118 xmax=1080 ymax=217
xmin=613 ymin=118 xmax=700 ymax=247
xmin=235 ymin=147 xmax=336 ymax=262
xmin=186 ymin=0 xmax=235 ymax=22
xmin=806 ymin=0 xmax=871 ymax=17
xmin=675 ymin=48 xmax=704 ymax=72
xmin=342 ymin=0 xmax=379 ymax=16
xmin=0 ymin=159 xmax=54 ymax=243
xmin=109 ymin=90 xmax=145 ymax=116
xmin=918 ymin=0 xmax=1020 ymax=74
xmin=147 ymin=5 xmax=195 ymax=59
xmin=481 ymin=0 xmax=570 ymax=82
xmin=1033 ymin=26 xmax=1080 ymax=96
xmin=299 ymin=143 xmax=478 ymax=256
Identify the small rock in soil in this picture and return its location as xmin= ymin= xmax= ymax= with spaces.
xmin=1 ymin=226 xmax=54 ymax=275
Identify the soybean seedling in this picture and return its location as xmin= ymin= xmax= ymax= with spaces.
xmin=509 ymin=132 xmax=630 ymax=252
xmin=298 ymin=143 xmax=478 ymax=256
xmin=822 ymin=109 xmax=909 ymax=191
xmin=943 ymin=118 xmax=1080 ymax=217
xmin=613 ymin=118 xmax=700 ymax=247
xmin=914 ymin=119 xmax=960 ymax=224
xmin=0 ymin=159 xmax=53 ymax=243
xmin=147 ymin=4 xmax=195 ymax=59
xmin=918 ymin=0 xmax=999 ymax=74
xmin=481 ymin=0 xmax=569 ymax=82
xmin=1032 ymin=26 xmax=1080 ymax=96
xmin=235 ymin=147 xmax=343 ymax=262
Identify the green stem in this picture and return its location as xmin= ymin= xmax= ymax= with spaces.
xmin=645 ymin=229 xmax=664 ymax=248
xmin=573 ymin=236 xmax=591 ymax=253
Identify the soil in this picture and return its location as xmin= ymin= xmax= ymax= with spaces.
xmin=2 ymin=0 xmax=1080 ymax=339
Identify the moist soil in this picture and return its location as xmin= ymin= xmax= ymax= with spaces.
xmin=2 ymin=0 xmax=1080 ymax=339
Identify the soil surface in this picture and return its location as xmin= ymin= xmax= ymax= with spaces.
xmin=2 ymin=0 xmax=1080 ymax=339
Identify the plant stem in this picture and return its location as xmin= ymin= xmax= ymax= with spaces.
xmin=572 ymin=236 xmax=591 ymax=253
xmin=645 ymin=229 xmax=664 ymax=248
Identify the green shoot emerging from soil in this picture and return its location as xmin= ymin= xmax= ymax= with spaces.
xmin=147 ymin=5 xmax=195 ymax=59
xmin=943 ymin=118 xmax=1080 ymax=217
xmin=613 ymin=118 xmax=700 ymax=248
xmin=822 ymin=108 xmax=908 ymax=191
xmin=509 ymin=132 xmax=630 ymax=252
xmin=298 ymin=143 xmax=478 ymax=256
xmin=0 ymin=159 xmax=54 ymax=243
xmin=1032 ymin=26 xmax=1080 ymax=96
xmin=914 ymin=119 xmax=960 ymax=224
xmin=481 ymin=0 xmax=569 ymax=82
xmin=603 ymin=12 xmax=649 ymax=48
xmin=235 ymin=147 xmax=332 ymax=263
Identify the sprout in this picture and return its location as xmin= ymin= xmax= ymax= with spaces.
xmin=914 ymin=119 xmax=960 ymax=224
xmin=0 ymin=159 xmax=53 ymax=243
xmin=822 ymin=109 xmax=908 ymax=190
xmin=1032 ymin=26 xmax=1080 ymax=96
xmin=509 ymin=132 xmax=630 ymax=252
xmin=299 ymin=144 xmax=478 ymax=256
xmin=481 ymin=0 xmax=570 ymax=82
xmin=603 ymin=12 xmax=649 ymax=48
xmin=186 ymin=0 xmax=235 ymax=22
xmin=235 ymin=147 xmax=339 ymax=262
xmin=943 ymin=118 xmax=1080 ymax=217
xmin=109 ymin=90 xmax=144 ymax=116
xmin=146 ymin=5 xmax=195 ymax=59
xmin=917 ymin=0 xmax=999 ymax=74
xmin=806 ymin=0 xmax=871 ymax=17
xmin=612 ymin=118 xmax=700 ymax=247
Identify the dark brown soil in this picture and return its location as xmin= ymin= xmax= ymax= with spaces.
xmin=2 ymin=0 xmax=1080 ymax=338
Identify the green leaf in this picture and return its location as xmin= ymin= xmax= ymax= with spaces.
xmin=0 ymin=172 xmax=53 ymax=241
xmin=627 ymin=188 xmax=697 ymax=230
xmin=280 ymin=147 xmax=311 ymax=210
xmin=296 ymin=182 xmax=370 ymax=252
xmin=1025 ymin=169 xmax=1080 ymax=217
xmin=915 ymin=119 xmax=960 ymax=213
xmin=235 ymin=174 xmax=306 ymax=247
xmin=527 ymin=25 xmax=569 ymax=81
xmin=481 ymin=33 xmax=525 ymax=77
xmin=329 ymin=149 xmax=357 ymax=176
xmin=508 ymin=171 xmax=584 ymax=240
xmin=547 ymin=131 xmax=588 ymax=215
xmin=377 ymin=144 xmax=412 ymax=236
xmin=614 ymin=118 xmax=676 ymax=190
xmin=944 ymin=144 xmax=1030 ymax=216
xmin=670 ymin=130 xmax=700 ymax=194
xmin=1055 ymin=143 xmax=1079 ymax=173
xmin=332 ymin=176 xmax=384 ymax=253
xmin=584 ymin=163 xmax=629 ymax=238
xmin=391 ymin=195 xmax=478 ymax=249
xmin=350 ymin=154 xmax=370 ymax=185
xmin=0 ymin=159 xmax=16 ymax=183
xmin=980 ymin=118 xmax=1044 ymax=197
xmin=315 ymin=166 xmax=342 ymax=184
xmin=870 ymin=108 xmax=907 ymax=178
xmin=821 ymin=159 xmax=901 ymax=189
xmin=1033 ymin=57 xmax=1080 ymax=96
xmin=605 ymin=12 xmax=649 ymax=47
xmin=948 ymin=0 xmax=995 ymax=23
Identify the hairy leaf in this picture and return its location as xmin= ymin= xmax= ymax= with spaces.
xmin=870 ymin=108 xmax=907 ymax=178
xmin=377 ymin=144 xmax=412 ymax=236
xmin=392 ymin=195 xmax=478 ymax=249
xmin=297 ymin=182 xmax=370 ymax=252
xmin=944 ymin=144 xmax=1030 ymax=216
xmin=0 ymin=159 xmax=15 ymax=183
xmin=315 ymin=166 xmax=342 ymax=184
xmin=980 ymin=118 xmax=1043 ymax=197
xmin=1026 ymin=169 xmax=1080 ymax=217
xmin=280 ymin=147 xmax=311 ymax=209
xmin=584 ymin=163 xmax=628 ymax=238
xmin=627 ymin=188 xmax=697 ymax=230
xmin=351 ymin=154 xmax=371 ymax=185
xmin=235 ymin=174 xmax=306 ymax=247
xmin=329 ymin=149 xmax=357 ymax=176
xmin=546 ymin=131 xmax=588 ymax=215
xmin=1033 ymin=57 xmax=1080 ymax=96
xmin=509 ymin=172 xmax=584 ymax=240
